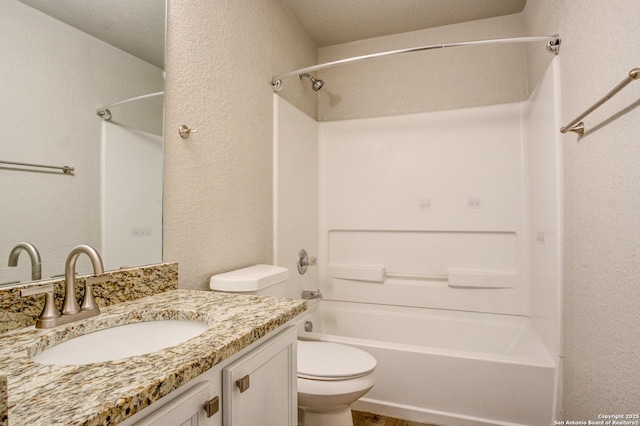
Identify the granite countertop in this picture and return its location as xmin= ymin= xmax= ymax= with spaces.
xmin=0 ymin=289 xmax=306 ymax=426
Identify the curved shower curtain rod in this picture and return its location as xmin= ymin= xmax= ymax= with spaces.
xmin=96 ymin=91 xmax=164 ymax=121
xmin=271 ymin=34 xmax=561 ymax=91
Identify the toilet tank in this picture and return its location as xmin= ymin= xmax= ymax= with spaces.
xmin=209 ymin=265 xmax=289 ymax=297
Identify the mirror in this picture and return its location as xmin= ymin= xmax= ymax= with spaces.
xmin=0 ymin=0 xmax=166 ymax=286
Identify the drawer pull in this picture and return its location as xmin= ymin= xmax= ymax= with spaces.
xmin=235 ymin=375 xmax=250 ymax=393
xmin=204 ymin=396 xmax=219 ymax=418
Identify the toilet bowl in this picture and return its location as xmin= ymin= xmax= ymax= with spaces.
xmin=297 ymin=340 xmax=377 ymax=426
xmin=210 ymin=265 xmax=377 ymax=426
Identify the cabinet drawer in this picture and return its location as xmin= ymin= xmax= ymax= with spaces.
xmin=134 ymin=382 xmax=215 ymax=426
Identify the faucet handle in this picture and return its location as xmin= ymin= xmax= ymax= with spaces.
xmin=297 ymin=249 xmax=318 ymax=275
xmin=20 ymin=284 xmax=61 ymax=328
xmin=81 ymin=275 xmax=108 ymax=312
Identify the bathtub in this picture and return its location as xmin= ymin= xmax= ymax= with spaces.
xmin=297 ymin=300 xmax=557 ymax=426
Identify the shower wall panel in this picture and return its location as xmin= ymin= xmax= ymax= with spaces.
xmin=524 ymin=59 xmax=563 ymax=358
xmin=318 ymin=103 xmax=529 ymax=315
xmin=273 ymin=96 xmax=319 ymax=298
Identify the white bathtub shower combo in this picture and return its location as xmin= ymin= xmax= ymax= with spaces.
xmin=273 ymin=34 xmax=563 ymax=426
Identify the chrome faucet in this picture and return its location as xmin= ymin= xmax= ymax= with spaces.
xmin=20 ymin=244 xmax=108 ymax=328
xmin=8 ymin=242 xmax=42 ymax=281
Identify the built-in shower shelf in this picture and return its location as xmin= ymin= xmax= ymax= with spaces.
xmin=328 ymin=263 xmax=517 ymax=289
xmin=328 ymin=264 xmax=386 ymax=282
xmin=446 ymin=269 xmax=517 ymax=288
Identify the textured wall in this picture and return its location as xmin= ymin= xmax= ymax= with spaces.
xmin=1 ymin=0 xmax=163 ymax=284
xmin=163 ymin=0 xmax=317 ymax=289
xmin=317 ymin=14 xmax=528 ymax=121
xmin=525 ymin=0 xmax=640 ymax=418
xmin=559 ymin=0 xmax=640 ymax=418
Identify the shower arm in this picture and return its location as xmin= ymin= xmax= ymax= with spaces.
xmin=271 ymin=35 xmax=560 ymax=91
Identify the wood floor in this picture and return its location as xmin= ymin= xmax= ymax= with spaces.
xmin=352 ymin=410 xmax=437 ymax=426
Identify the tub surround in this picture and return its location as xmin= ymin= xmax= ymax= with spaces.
xmin=0 ymin=262 xmax=178 ymax=334
xmin=0 ymin=289 xmax=306 ymax=425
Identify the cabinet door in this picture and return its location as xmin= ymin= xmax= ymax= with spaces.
xmin=134 ymin=382 xmax=219 ymax=426
xmin=223 ymin=326 xmax=297 ymax=426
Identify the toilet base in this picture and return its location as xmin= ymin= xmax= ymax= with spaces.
xmin=301 ymin=405 xmax=353 ymax=426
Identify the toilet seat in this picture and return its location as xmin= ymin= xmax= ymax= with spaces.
xmin=298 ymin=341 xmax=376 ymax=380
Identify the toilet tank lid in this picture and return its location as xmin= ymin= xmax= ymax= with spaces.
xmin=209 ymin=265 xmax=289 ymax=292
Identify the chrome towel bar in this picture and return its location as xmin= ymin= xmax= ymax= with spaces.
xmin=0 ymin=160 xmax=74 ymax=174
xmin=561 ymin=67 xmax=640 ymax=136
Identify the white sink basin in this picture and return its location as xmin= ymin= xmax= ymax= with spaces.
xmin=32 ymin=320 xmax=209 ymax=365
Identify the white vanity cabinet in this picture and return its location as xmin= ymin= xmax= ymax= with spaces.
xmin=222 ymin=325 xmax=297 ymax=426
xmin=121 ymin=326 xmax=297 ymax=426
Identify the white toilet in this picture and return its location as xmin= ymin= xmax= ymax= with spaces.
xmin=210 ymin=265 xmax=377 ymax=426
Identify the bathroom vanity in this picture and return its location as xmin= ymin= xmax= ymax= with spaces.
xmin=0 ymin=289 xmax=305 ymax=425
xmin=121 ymin=323 xmax=297 ymax=426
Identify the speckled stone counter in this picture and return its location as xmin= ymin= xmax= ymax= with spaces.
xmin=0 ymin=263 xmax=178 ymax=334
xmin=0 ymin=375 xmax=6 ymax=426
xmin=0 ymin=289 xmax=306 ymax=426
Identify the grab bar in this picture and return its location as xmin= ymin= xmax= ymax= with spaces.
xmin=0 ymin=160 xmax=74 ymax=174
xmin=560 ymin=67 xmax=640 ymax=136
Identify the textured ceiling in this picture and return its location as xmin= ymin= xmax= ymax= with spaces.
xmin=18 ymin=0 xmax=165 ymax=69
xmin=17 ymin=1 xmax=527 ymax=69
xmin=278 ymin=0 xmax=527 ymax=47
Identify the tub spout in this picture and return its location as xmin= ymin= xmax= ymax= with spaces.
xmin=302 ymin=289 xmax=323 ymax=300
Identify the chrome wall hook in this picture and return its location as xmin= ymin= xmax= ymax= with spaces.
xmin=178 ymin=124 xmax=198 ymax=139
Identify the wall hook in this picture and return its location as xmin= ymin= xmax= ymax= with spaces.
xmin=178 ymin=124 xmax=198 ymax=139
